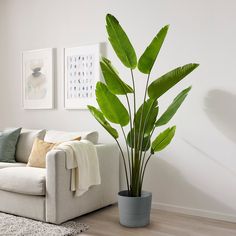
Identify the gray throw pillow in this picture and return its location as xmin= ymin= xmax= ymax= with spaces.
xmin=0 ymin=128 xmax=22 ymax=163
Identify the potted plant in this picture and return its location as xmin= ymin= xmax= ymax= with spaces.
xmin=88 ymin=13 xmax=199 ymax=227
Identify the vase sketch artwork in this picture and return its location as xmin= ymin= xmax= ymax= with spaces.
xmin=64 ymin=44 xmax=101 ymax=109
xmin=22 ymin=49 xmax=54 ymax=109
xmin=26 ymin=60 xmax=46 ymax=99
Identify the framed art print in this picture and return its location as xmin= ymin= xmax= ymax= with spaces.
xmin=22 ymin=48 xmax=54 ymax=109
xmin=64 ymin=44 xmax=101 ymax=109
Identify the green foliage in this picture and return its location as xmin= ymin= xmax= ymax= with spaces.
xmin=151 ymin=126 xmax=176 ymax=153
xmin=156 ymin=86 xmax=192 ymax=126
xmin=106 ymin=14 xmax=137 ymax=69
xmin=127 ymin=99 xmax=158 ymax=151
xmin=100 ymin=57 xmax=133 ymax=94
xmin=148 ymin=64 xmax=199 ymax=99
xmin=88 ymin=13 xmax=199 ymax=197
xmin=87 ymin=106 xmax=119 ymax=139
xmin=138 ymin=25 xmax=169 ymax=74
xmin=134 ymin=99 xmax=158 ymax=135
xmin=127 ymin=129 xmax=151 ymax=151
xmin=95 ymin=82 xmax=129 ymax=126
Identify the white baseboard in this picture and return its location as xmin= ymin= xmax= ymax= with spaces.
xmin=152 ymin=202 xmax=236 ymax=223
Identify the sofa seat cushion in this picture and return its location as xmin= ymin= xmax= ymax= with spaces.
xmin=0 ymin=162 xmax=26 ymax=169
xmin=0 ymin=167 xmax=46 ymax=196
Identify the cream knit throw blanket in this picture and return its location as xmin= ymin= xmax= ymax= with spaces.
xmin=56 ymin=140 xmax=101 ymax=196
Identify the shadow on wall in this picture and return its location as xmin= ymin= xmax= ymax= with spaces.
xmin=182 ymin=138 xmax=236 ymax=177
xmin=118 ymin=140 xmax=236 ymax=215
xmin=204 ymin=89 xmax=236 ymax=143
xmin=144 ymin=158 xmax=236 ymax=214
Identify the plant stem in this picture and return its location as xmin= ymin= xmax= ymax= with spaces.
xmin=130 ymin=69 xmax=137 ymax=152
xmin=125 ymin=94 xmax=134 ymax=177
xmin=139 ymin=123 xmax=158 ymax=190
xmin=140 ymin=101 xmax=156 ymax=168
xmin=130 ymin=69 xmax=138 ymax=196
xmin=140 ymin=153 xmax=152 ymax=187
xmin=115 ymin=139 xmax=130 ymax=192
xmin=133 ymin=152 xmax=140 ymax=196
xmin=139 ymin=127 xmax=155 ymax=192
xmin=137 ymin=73 xmax=150 ymax=155
xmin=136 ymin=73 xmax=151 ymax=195
xmin=121 ymin=126 xmax=131 ymax=185
xmin=141 ymin=128 xmax=154 ymax=164
xmin=130 ymin=69 xmax=136 ymax=115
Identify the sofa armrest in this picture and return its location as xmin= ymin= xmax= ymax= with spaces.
xmin=93 ymin=143 xmax=120 ymax=201
xmin=46 ymin=149 xmax=68 ymax=223
xmin=45 ymin=143 xmax=119 ymax=224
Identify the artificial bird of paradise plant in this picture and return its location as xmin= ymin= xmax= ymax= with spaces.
xmin=88 ymin=14 xmax=199 ymax=199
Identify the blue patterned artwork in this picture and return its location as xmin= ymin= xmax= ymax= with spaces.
xmin=64 ymin=44 xmax=100 ymax=109
xmin=67 ymin=54 xmax=94 ymax=99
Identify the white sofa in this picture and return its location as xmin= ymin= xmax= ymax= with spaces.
xmin=0 ymin=129 xmax=119 ymax=224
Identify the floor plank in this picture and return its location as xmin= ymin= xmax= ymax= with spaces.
xmin=79 ymin=205 xmax=236 ymax=236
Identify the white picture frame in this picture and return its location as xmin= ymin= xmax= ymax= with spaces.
xmin=22 ymin=48 xmax=54 ymax=109
xmin=64 ymin=44 xmax=101 ymax=109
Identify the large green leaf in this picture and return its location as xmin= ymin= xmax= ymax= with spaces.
xmin=127 ymin=129 xmax=151 ymax=151
xmin=151 ymin=126 xmax=176 ymax=153
xmin=134 ymin=99 xmax=158 ymax=135
xmin=127 ymin=99 xmax=158 ymax=151
xmin=87 ymin=105 xmax=119 ymax=139
xmin=148 ymin=64 xmax=199 ymax=99
xmin=100 ymin=57 xmax=133 ymax=95
xmin=96 ymin=82 xmax=129 ymax=126
xmin=156 ymin=86 xmax=192 ymax=127
xmin=138 ymin=25 xmax=169 ymax=74
xmin=106 ymin=14 xmax=137 ymax=69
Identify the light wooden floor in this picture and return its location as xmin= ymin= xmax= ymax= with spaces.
xmin=79 ymin=205 xmax=236 ymax=236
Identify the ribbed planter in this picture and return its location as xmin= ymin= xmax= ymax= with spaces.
xmin=118 ymin=190 xmax=152 ymax=227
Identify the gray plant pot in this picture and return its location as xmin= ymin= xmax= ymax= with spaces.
xmin=118 ymin=190 xmax=152 ymax=227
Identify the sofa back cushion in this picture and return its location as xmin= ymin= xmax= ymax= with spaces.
xmin=27 ymin=136 xmax=81 ymax=168
xmin=44 ymin=130 xmax=99 ymax=144
xmin=15 ymin=129 xmax=46 ymax=163
xmin=0 ymin=128 xmax=22 ymax=163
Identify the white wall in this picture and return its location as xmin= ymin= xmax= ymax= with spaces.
xmin=0 ymin=0 xmax=7 ymax=123
xmin=1 ymin=0 xmax=236 ymax=221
